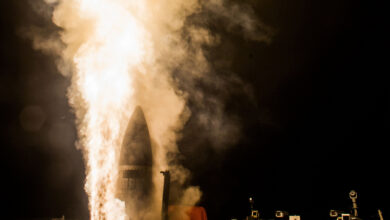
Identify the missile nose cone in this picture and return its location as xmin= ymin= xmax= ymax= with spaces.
xmin=117 ymin=106 xmax=154 ymax=215
xmin=120 ymin=106 xmax=152 ymax=166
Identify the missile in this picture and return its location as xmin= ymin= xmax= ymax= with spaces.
xmin=117 ymin=106 xmax=153 ymax=217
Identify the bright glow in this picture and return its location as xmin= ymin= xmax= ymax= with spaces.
xmin=53 ymin=0 xmax=148 ymax=219
xmin=42 ymin=0 xmax=261 ymax=218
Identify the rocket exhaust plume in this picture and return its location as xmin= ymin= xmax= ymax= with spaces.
xmin=41 ymin=1 xmax=148 ymax=219
xmin=28 ymin=0 xmax=271 ymax=219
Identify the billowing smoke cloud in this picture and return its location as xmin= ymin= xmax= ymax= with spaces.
xmin=26 ymin=0 xmax=271 ymax=219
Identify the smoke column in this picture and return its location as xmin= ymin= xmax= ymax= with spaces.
xmin=29 ymin=0 xmax=270 ymax=219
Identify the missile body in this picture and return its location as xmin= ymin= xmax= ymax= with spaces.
xmin=117 ymin=106 xmax=153 ymax=218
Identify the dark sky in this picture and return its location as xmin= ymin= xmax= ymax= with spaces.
xmin=1 ymin=1 xmax=388 ymax=220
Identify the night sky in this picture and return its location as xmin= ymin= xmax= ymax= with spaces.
xmin=1 ymin=1 xmax=388 ymax=220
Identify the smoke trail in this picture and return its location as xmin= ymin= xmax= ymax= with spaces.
xmin=27 ymin=0 xmax=271 ymax=219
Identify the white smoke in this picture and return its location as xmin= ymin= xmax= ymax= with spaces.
xmin=26 ymin=0 xmax=271 ymax=219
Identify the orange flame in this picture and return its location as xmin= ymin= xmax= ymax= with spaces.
xmin=40 ymin=0 xmax=246 ymax=218
xmin=52 ymin=0 xmax=149 ymax=219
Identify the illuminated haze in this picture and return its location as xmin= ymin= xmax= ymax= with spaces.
xmin=29 ymin=0 xmax=271 ymax=219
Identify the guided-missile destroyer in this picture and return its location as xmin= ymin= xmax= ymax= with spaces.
xmin=117 ymin=106 xmax=154 ymax=218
